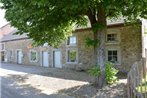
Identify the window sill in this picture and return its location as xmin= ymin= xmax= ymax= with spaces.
xmin=66 ymin=44 xmax=77 ymax=47
xmin=111 ymin=62 xmax=121 ymax=66
xmin=105 ymin=42 xmax=120 ymax=45
xmin=30 ymin=60 xmax=38 ymax=63
xmin=66 ymin=62 xmax=78 ymax=64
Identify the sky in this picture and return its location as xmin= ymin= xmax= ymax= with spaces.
xmin=0 ymin=8 xmax=8 ymax=28
xmin=0 ymin=7 xmax=9 ymax=39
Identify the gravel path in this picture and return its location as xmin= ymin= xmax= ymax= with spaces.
xmin=0 ymin=63 xmax=127 ymax=98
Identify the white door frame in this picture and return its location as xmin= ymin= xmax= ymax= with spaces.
xmin=16 ymin=49 xmax=22 ymax=64
xmin=42 ymin=51 xmax=49 ymax=67
xmin=53 ymin=50 xmax=62 ymax=68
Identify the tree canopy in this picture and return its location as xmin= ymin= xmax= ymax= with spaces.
xmin=1 ymin=0 xmax=147 ymax=47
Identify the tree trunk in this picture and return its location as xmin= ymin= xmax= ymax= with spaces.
xmin=87 ymin=9 xmax=98 ymax=65
xmin=97 ymin=6 xmax=107 ymax=88
xmin=88 ymin=6 xmax=107 ymax=88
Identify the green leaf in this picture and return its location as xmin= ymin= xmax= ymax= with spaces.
xmin=88 ymin=66 xmax=101 ymax=77
xmin=105 ymin=61 xmax=118 ymax=84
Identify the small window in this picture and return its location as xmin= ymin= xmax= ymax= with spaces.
xmin=67 ymin=36 xmax=77 ymax=45
xmin=67 ymin=50 xmax=77 ymax=63
xmin=30 ymin=50 xmax=37 ymax=62
xmin=107 ymin=50 xmax=118 ymax=63
xmin=0 ymin=43 xmax=5 ymax=50
xmin=10 ymin=50 xmax=13 ymax=58
xmin=107 ymin=34 xmax=117 ymax=42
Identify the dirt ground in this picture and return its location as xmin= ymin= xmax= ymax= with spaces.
xmin=0 ymin=63 xmax=127 ymax=98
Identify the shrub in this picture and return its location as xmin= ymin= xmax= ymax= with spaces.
xmin=105 ymin=62 xmax=118 ymax=84
xmin=88 ymin=66 xmax=101 ymax=77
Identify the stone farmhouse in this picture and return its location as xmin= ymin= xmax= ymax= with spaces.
xmin=0 ymin=20 xmax=147 ymax=72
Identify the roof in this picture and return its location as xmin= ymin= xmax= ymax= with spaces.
xmin=75 ymin=17 xmax=124 ymax=29
xmin=0 ymin=24 xmax=28 ymax=42
xmin=0 ymin=18 xmax=128 ymax=42
xmin=0 ymin=29 xmax=28 ymax=42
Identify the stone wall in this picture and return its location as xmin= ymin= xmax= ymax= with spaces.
xmin=120 ymin=26 xmax=142 ymax=72
xmin=73 ymin=26 xmax=142 ymax=72
xmin=1 ymin=25 xmax=142 ymax=72
xmin=62 ymin=30 xmax=95 ymax=70
xmin=4 ymin=39 xmax=42 ymax=66
xmin=76 ymin=30 xmax=95 ymax=70
xmin=106 ymin=26 xmax=142 ymax=72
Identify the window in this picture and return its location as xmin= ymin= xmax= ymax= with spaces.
xmin=30 ymin=50 xmax=37 ymax=62
xmin=107 ymin=50 xmax=118 ymax=63
xmin=107 ymin=34 xmax=117 ymax=42
xmin=0 ymin=43 xmax=5 ymax=50
xmin=10 ymin=50 xmax=13 ymax=58
xmin=67 ymin=36 xmax=77 ymax=45
xmin=67 ymin=50 xmax=77 ymax=63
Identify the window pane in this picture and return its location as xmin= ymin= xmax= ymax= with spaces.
xmin=113 ymin=51 xmax=117 ymax=55
xmin=107 ymin=34 xmax=111 ymax=38
xmin=113 ymin=56 xmax=118 ymax=61
xmin=108 ymin=56 xmax=112 ymax=61
xmin=107 ymin=37 xmax=112 ymax=41
xmin=31 ymin=51 xmax=37 ymax=61
xmin=68 ymin=36 xmax=76 ymax=45
xmin=108 ymin=50 xmax=118 ymax=63
xmin=108 ymin=51 xmax=113 ymax=55
xmin=107 ymin=34 xmax=117 ymax=41
xmin=68 ymin=50 xmax=77 ymax=62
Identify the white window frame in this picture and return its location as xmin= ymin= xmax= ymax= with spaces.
xmin=106 ymin=33 xmax=117 ymax=42
xmin=66 ymin=48 xmax=78 ymax=64
xmin=67 ymin=36 xmax=77 ymax=46
xmin=0 ymin=43 xmax=5 ymax=50
xmin=106 ymin=30 xmax=120 ymax=44
xmin=29 ymin=50 xmax=38 ymax=62
xmin=106 ymin=48 xmax=121 ymax=65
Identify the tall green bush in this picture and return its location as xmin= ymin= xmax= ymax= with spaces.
xmin=105 ymin=62 xmax=118 ymax=84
